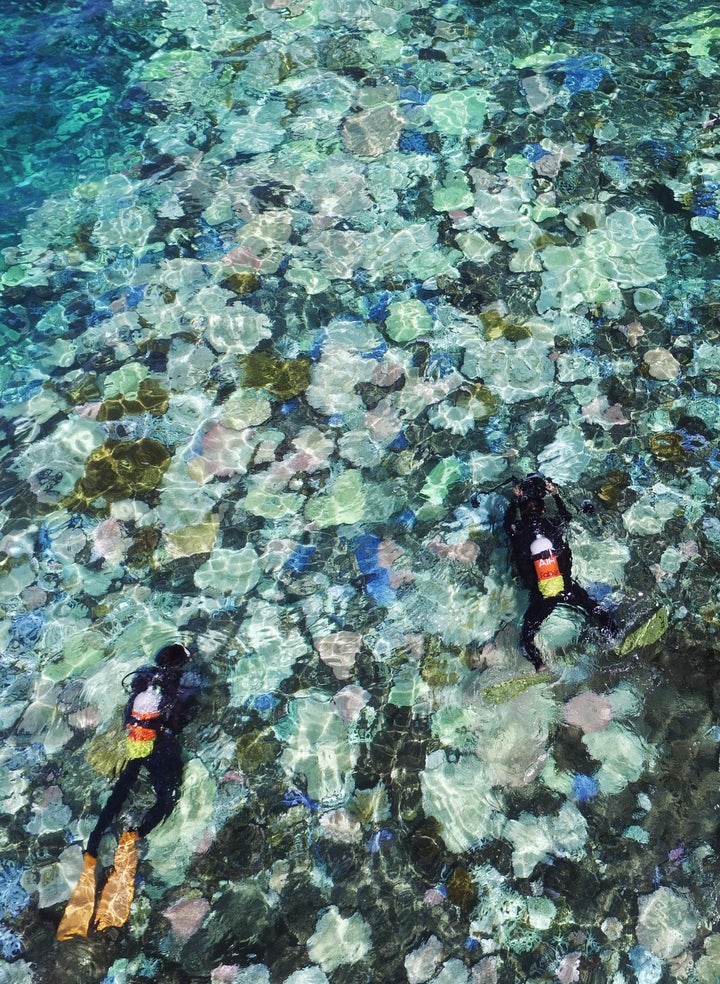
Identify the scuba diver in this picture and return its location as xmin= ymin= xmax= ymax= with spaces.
xmin=503 ymin=475 xmax=617 ymax=671
xmin=57 ymin=643 xmax=198 ymax=940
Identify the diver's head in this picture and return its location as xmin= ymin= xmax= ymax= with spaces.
xmin=517 ymin=474 xmax=547 ymax=501
xmin=154 ymin=643 xmax=192 ymax=669
xmin=516 ymin=474 xmax=547 ymax=523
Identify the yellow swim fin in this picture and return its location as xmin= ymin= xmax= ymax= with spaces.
xmin=94 ymin=831 xmax=139 ymax=932
xmin=56 ymin=854 xmax=98 ymax=941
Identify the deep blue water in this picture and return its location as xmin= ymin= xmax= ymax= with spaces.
xmin=0 ymin=0 xmax=155 ymax=246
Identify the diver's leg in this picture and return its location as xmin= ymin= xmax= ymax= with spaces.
xmin=566 ymin=581 xmax=618 ymax=638
xmin=94 ymin=830 xmax=139 ymax=931
xmin=94 ymin=742 xmax=183 ymax=932
xmin=137 ymin=739 xmax=184 ymax=837
xmin=57 ymin=759 xmax=142 ymax=940
xmin=56 ymin=854 xmax=98 ymax=940
xmin=86 ymin=759 xmax=142 ymax=858
xmin=520 ymin=596 xmax=555 ymax=670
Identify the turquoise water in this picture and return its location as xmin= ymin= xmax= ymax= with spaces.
xmin=3 ymin=0 xmax=720 ymax=981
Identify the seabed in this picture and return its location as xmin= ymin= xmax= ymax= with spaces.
xmin=3 ymin=0 xmax=720 ymax=982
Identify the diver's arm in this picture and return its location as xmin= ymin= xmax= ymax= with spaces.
xmin=503 ymin=489 xmax=522 ymax=534
xmin=545 ymin=481 xmax=571 ymax=525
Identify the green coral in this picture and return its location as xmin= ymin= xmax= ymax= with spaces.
xmin=97 ymin=379 xmax=169 ymax=420
xmin=241 ymin=352 xmax=312 ymax=399
xmin=384 ymin=299 xmax=432 ymax=343
xmin=480 ymin=308 xmax=532 ymax=342
xmin=457 ymin=383 xmax=499 ymax=420
xmin=650 ymin=432 xmax=687 ymax=463
xmin=696 ymin=935 xmax=720 ymax=983
xmin=348 ymin=786 xmax=390 ymax=824
xmin=63 ymin=438 xmax=171 ymax=512
xmin=222 ymin=272 xmax=261 ymax=296
xmin=481 ymin=672 xmax=553 ymax=705
xmin=421 ymin=650 xmax=460 ymax=687
xmin=426 ymin=89 xmax=487 ymax=136
xmin=236 ymin=728 xmax=280 ymax=772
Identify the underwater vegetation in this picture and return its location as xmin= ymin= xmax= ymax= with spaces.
xmin=62 ymin=438 xmax=172 ymax=513
xmin=95 ymin=380 xmax=169 ymax=421
xmin=240 ymin=352 xmax=313 ymax=400
xmin=3 ymin=0 xmax=720 ymax=982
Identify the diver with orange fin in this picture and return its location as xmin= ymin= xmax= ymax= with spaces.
xmin=502 ymin=475 xmax=617 ymax=671
xmin=57 ymin=643 xmax=198 ymax=940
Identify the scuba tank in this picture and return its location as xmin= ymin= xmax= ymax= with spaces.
xmin=126 ymin=681 xmax=163 ymax=758
xmin=530 ymin=530 xmax=565 ymax=598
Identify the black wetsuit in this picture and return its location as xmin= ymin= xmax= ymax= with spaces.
xmin=504 ymin=492 xmax=615 ymax=668
xmin=86 ymin=665 xmax=198 ymax=858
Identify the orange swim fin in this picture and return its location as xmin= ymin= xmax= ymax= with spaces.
xmin=94 ymin=831 xmax=139 ymax=932
xmin=56 ymin=854 xmax=98 ymax=941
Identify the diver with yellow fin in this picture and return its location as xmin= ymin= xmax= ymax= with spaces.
xmin=503 ymin=475 xmax=617 ymax=671
xmin=57 ymin=643 xmax=198 ymax=940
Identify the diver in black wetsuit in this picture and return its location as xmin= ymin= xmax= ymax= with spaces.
xmin=503 ymin=475 xmax=616 ymax=671
xmin=57 ymin=643 xmax=198 ymax=940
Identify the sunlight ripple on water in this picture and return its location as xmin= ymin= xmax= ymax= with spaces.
xmin=2 ymin=0 xmax=720 ymax=981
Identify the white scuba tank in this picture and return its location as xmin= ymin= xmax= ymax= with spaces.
xmin=126 ymin=682 xmax=163 ymax=758
xmin=132 ymin=684 xmax=162 ymax=721
xmin=530 ymin=530 xmax=565 ymax=598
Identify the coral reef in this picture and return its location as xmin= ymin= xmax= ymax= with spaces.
xmin=3 ymin=0 xmax=720 ymax=981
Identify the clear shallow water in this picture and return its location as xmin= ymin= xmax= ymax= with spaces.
xmin=3 ymin=0 xmax=720 ymax=981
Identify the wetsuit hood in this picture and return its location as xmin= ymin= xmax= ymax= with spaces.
xmin=517 ymin=474 xmax=547 ymax=501
xmin=154 ymin=643 xmax=191 ymax=669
